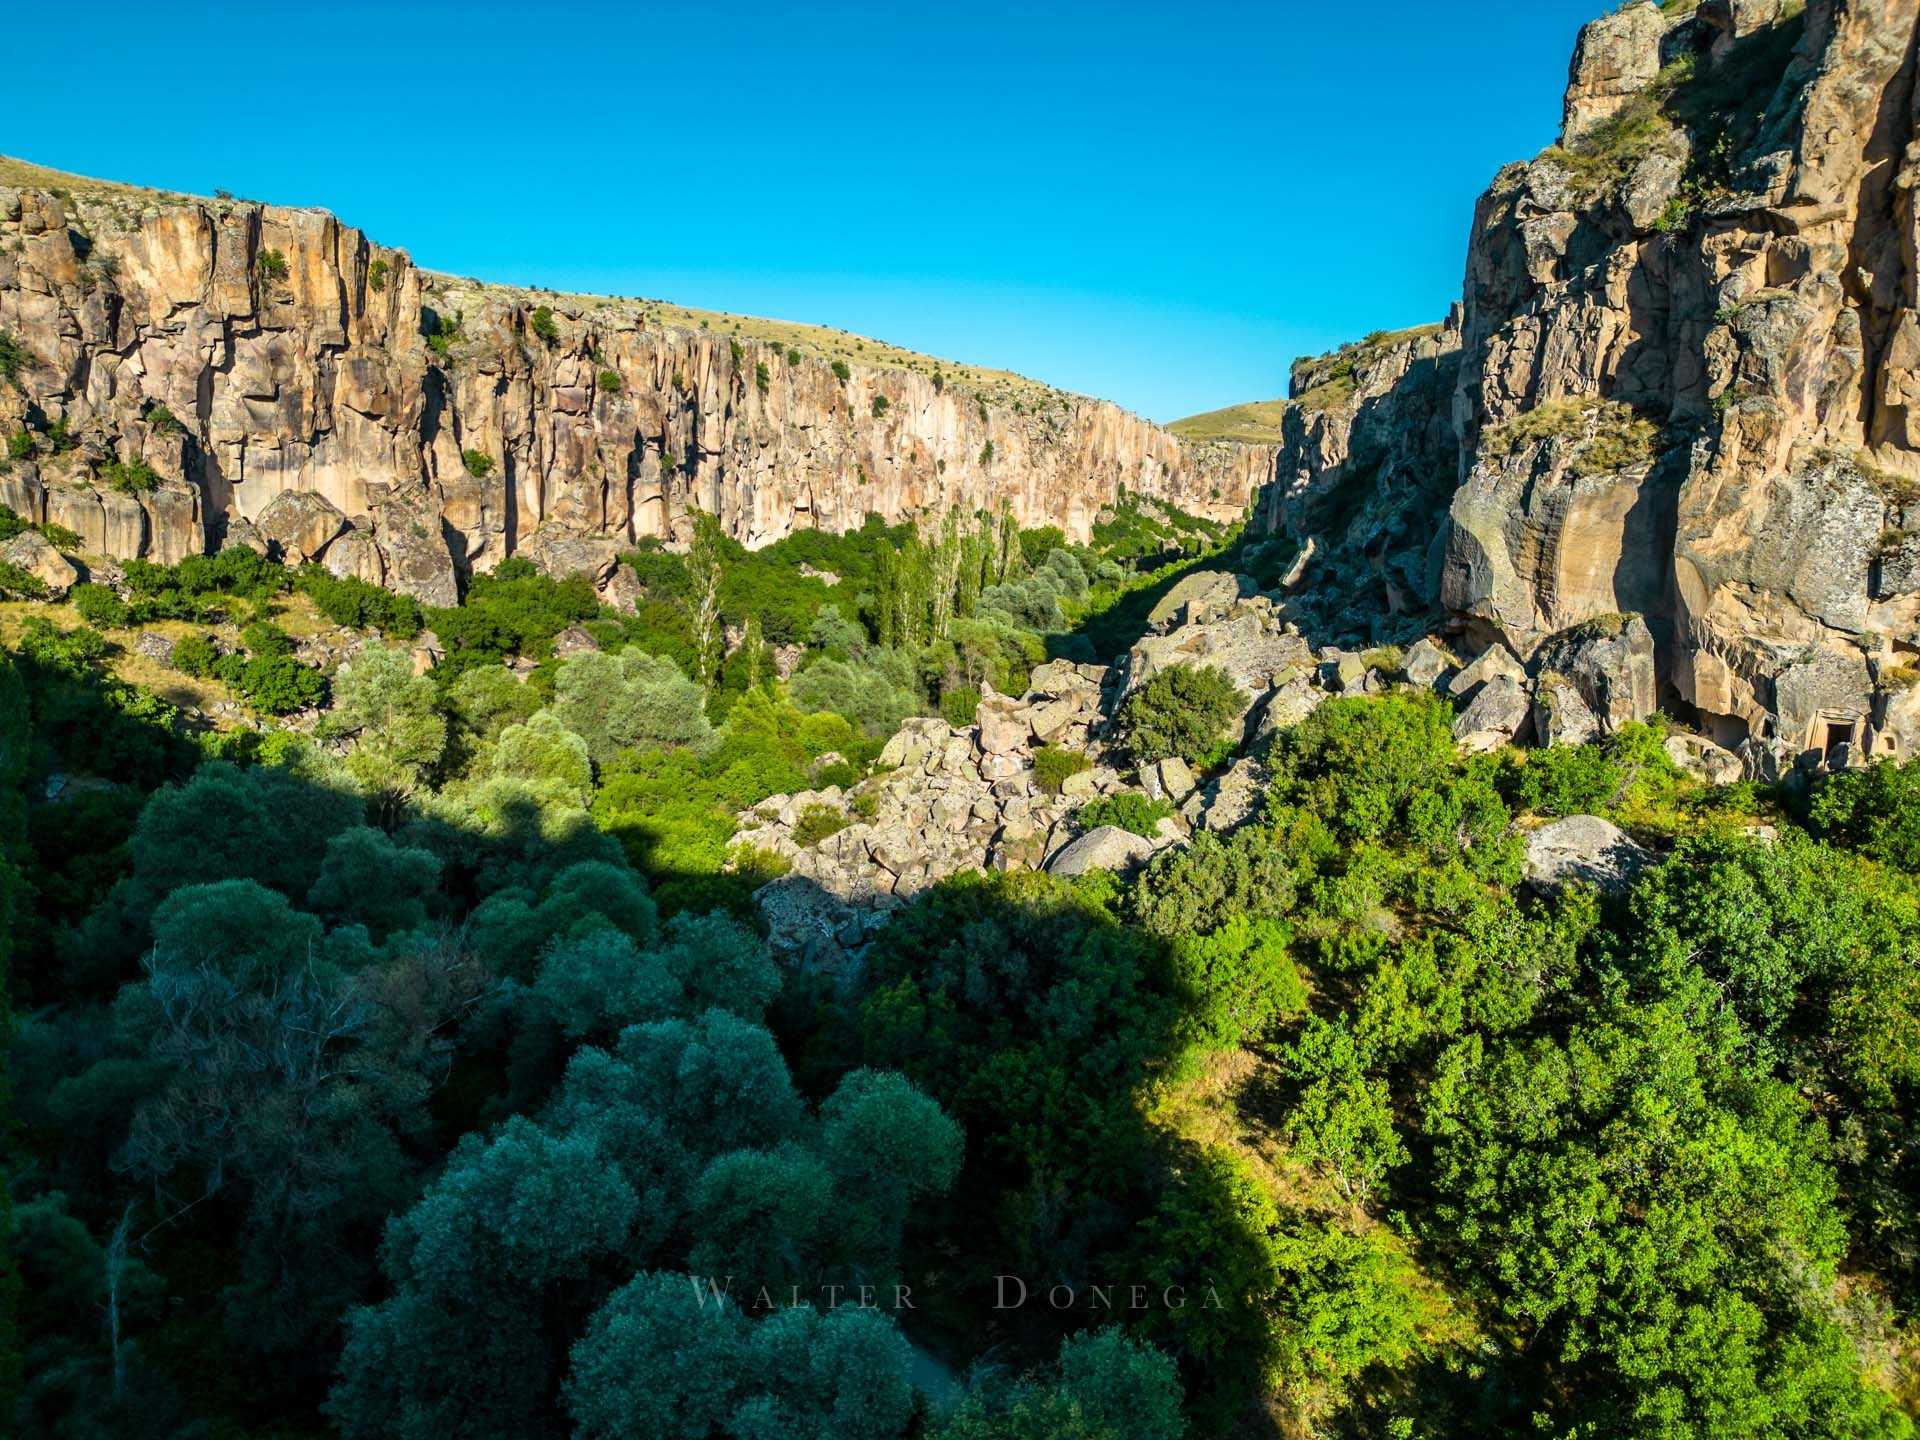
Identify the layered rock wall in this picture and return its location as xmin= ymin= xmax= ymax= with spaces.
xmin=0 ymin=176 xmax=1269 ymax=605
xmin=1248 ymin=0 xmax=1920 ymax=762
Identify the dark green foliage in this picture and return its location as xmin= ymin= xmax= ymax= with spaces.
xmin=1119 ymin=662 xmax=1242 ymax=766
xmin=528 ymin=305 xmax=560 ymax=345
xmin=0 ymin=329 xmax=26 ymax=383
xmin=939 ymin=684 xmax=981 ymax=726
xmin=368 ymin=258 xmax=389 ymax=293
xmin=97 ymin=456 xmax=159 ymax=495
xmin=1033 ymin=742 xmax=1092 ymax=795
xmin=210 ymin=649 xmax=326 ymax=714
xmin=755 ymin=361 xmax=771 ymax=393
xmin=168 ymin=632 xmax=215 ymax=676
xmin=870 ymin=393 xmax=889 ymax=416
xmin=426 ymin=556 xmax=599 ymax=676
xmin=298 ymin=566 xmax=423 ymax=636
xmin=1076 ymin=791 xmax=1174 ymax=838
xmin=1807 ymin=756 xmax=1920 ymax=871
xmin=831 ymin=359 xmax=850 ymax=382
xmin=143 ymin=403 xmax=181 ymax=436
xmin=0 ymin=560 xmax=48 ymax=599
xmin=793 ymin=803 xmax=849 ymax=847
xmin=255 ymin=248 xmax=289 ymax=282
xmin=425 ymin=310 xmax=461 ymax=357
xmin=596 ymin=367 xmax=621 ymax=394
xmin=460 ymin=447 xmax=493 ymax=478
xmin=68 ymin=584 xmax=127 ymax=628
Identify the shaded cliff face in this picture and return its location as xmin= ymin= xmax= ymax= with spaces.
xmin=0 ymin=165 xmax=1270 ymax=606
xmin=1249 ymin=0 xmax=1920 ymax=762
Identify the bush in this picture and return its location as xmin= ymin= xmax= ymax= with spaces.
xmin=368 ymin=258 xmax=389 ymax=293
xmin=256 ymin=248 xmax=290 ymax=283
xmin=461 ymin=449 xmax=494 ymax=478
xmin=939 ymin=686 xmax=981 ymax=727
xmin=98 ymin=457 xmax=160 ymax=495
xmin=597 ymin=369 xmax=622 ymax=394
xmin=831 ymin=360 xmax=850 ymax=382
xmin=1077 ymin=792 xmax=1174 ymax=838
xmin=297 ymin=567 xmax=422 ymax=638
xmin=425 ymin=312 xmax=461 ymax=358
xmin=171 ymin=633 xmax=217 ymax=676
xmin=0 ymin=559 xmax=48 ymax=599
xmin=1119 ymin=663 xmax=1243 ymax=766
xmin=70 ymin=583 xmax=129 ymax=629
xmin=793 ymin=804 xmax=850 ymax=848
xmin=754 ymin=363 xmax=770 ymax=394
xmin=6 ymin=431 xmax=32 ymax=461
xmin=530 ymin=305 xmax=560 ymax=345
xmin=979 ymin=440 xmax=994 ymax=466
xmin=1502 ymin=741 xmax=1621 ymax=817
xmin=144 ymin=403 xmax=181 ymax=436
xmin=1033 ymin=744 xmax=1092 ymax=796
xmin=871 ymin=394 xmax=889 ymax=417
xmin=0 ymin=329 xmax=26 ymax=383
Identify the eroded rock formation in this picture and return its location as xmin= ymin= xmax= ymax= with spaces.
xmin=0 ymin=167 xmax=1268 ymax=604
xmin=1246 ymin=0 xmax=1920 ymax=765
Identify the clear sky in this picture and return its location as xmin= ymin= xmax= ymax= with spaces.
xmin=2 ymin=0 xmax=1598 ymax=423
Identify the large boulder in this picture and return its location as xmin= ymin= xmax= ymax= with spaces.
xmin=256 ymin=488 xmax=347 ymax=563
xmin=1664 ymin=732 xmax=1743 ymax=785
xmin=975 ymin=692 xmax=1033 ymax=757
xmin=1453 ymin=674 xmax=1532 ymax=751
xmin=1146 ymin=570 xmax=1252 ymax=629
xmin=1046 ymin=824 xmax=1154 ymax=877
xmin=1533 ymin=615 xmax=1657 ymax=733
xmin=1447 ymin=641 xmax=1526 ymax=700
xmin=1532 ymin=672 xmax=1602 ymax=748
xmin=0 ymin=529 xmax=78 ymax=598
xmin=1524 ymin=815 xmax=1652 ymax=893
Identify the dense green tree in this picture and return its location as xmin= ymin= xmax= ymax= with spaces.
xmin=1118 ymin=663 xmax=1244 ymax=766
xmin=552 ymin=648 xmax=714 ymax=763
xmin=306 ymin=826 xmax=442 ymax=939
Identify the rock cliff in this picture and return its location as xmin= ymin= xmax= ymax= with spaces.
xmin=1238 ymin=0 xmax=1920 ymax=765
xmin=0 ymin=159 xmax=1269 ymax=607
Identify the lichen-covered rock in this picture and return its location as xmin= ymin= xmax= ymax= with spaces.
xmin=1045 ymin=824 xmax=1154 ymax=877
xmin=256 ymin=489 xmax=347 ymax=563
xmin=1524 ymin=815 xmax=1652 ymax=893
xmin=0 ymin=529 xmax=77 ymax=597
xmin=1453 ymin=674 xmax=1533 ymax=751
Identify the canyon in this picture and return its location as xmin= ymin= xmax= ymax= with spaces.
xmin=0 ymin=157 xmax=1267 ymax=610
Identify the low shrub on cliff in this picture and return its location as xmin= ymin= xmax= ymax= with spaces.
xmin=98 ymin=456 xmax=160 ymax=495
xmin=0 ymin=328 xmax=27 ymax=383
xmin=1482 ymin=397 xmax=1656 ymax=477
xmin=597 ymin=368 xmax=622 ymax=395
xmin=461 ymin=448 xmax=494 ymax=478
xmin=255 ymin=248 xmax=290 ymax=283
xmin=529 ymin=305 xmax=560 ymax=345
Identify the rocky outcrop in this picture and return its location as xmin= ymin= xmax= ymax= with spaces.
xmin=1238 ymin=0 xmax=1920 ymax=763
xmin=1524 ymin=815 xmax=1653 ymax=893
xmin=1246 ymin=322 xmax=1463 ymax=642
xmin=0 ymin=165 xmax=1267 ymax=600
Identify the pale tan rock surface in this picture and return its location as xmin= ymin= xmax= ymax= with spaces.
xmin=0 ymin=162 xmax=1267 ymax=598
xmin=1232 ymin=0 xmax=1920 ymax=762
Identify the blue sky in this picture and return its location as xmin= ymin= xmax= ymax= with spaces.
xmin=2 ymin=1 xmax=1598 ymax=422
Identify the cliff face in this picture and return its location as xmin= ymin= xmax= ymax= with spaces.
xmin=1250 ymin=0 xmax=1920 ymax=764
xmin=0 ymin=167 xmax=1270 ymax=607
